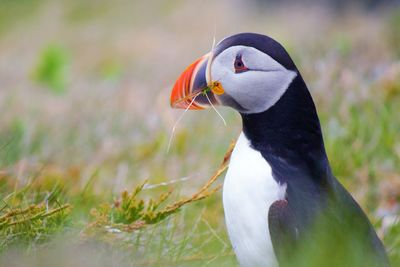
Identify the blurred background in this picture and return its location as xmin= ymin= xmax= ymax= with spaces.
xmin=0 ymin=0 xmax=399 ymax=266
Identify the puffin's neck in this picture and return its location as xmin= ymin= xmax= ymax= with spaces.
xmin=241 ymin=75 xmax=329 ymax=173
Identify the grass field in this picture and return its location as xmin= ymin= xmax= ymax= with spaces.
xmin=0 ymin=1 xmax=399 ymax=266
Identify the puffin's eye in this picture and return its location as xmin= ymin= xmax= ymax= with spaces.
xmin=234 ymin=55 xmax=249 ymax=74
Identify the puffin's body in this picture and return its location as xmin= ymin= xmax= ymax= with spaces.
xmin=170 ymin=33 xmax=389 ymax=267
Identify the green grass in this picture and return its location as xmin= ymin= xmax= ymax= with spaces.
xmin=0 ymin=1 xmax=399 ymax=266
xmin=32 ymin=44 xmax=70 ymax=94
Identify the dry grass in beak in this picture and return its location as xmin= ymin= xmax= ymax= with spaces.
xmin=167 ymin=92 xmax=202 ymax=153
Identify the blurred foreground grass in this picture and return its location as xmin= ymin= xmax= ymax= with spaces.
xmin=0 ymin=0 xmax=400 ymax=266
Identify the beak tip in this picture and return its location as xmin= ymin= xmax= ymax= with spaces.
xmin=170 ymin=54 xmax=210 ymax=111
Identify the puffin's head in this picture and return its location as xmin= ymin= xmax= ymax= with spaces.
xmin=170 ymin=33 xmax=298 ymax=114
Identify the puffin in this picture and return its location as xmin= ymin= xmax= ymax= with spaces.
xmin=169 ymin=33 xmax=390 ymax=267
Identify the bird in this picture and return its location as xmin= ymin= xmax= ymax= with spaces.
xmin=169 ymin=33 xmax=390 ymax=267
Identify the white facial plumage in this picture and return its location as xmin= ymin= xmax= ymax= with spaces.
xmin=210 ymin=45 xmax=297 ymax=114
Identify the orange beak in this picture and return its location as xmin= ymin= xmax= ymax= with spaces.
xmin=170 ymin=53 xmax=217 ymax=110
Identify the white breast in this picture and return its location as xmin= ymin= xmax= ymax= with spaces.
xmin=223 ymin=132 xmax=287 ymax=267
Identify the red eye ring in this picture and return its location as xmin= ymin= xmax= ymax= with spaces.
xmin=234 ymin=55 xmax=249 ymax=73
